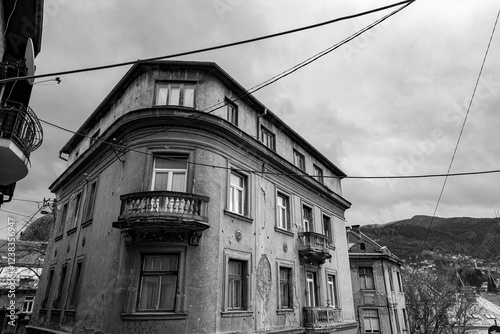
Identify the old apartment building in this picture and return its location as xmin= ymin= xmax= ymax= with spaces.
xmin=348 ymin=227 xmax=409 ymax=334
xmin=27 ymin=61 xmax=357 ymax=334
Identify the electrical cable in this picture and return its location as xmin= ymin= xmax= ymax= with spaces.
xmin=2 ymin=0 xmax=19 ymax=37
xmin=0 ymin=0 xmax=415 ymax=85
xmin=38 ymin=1 xmax=417 ymax=180
xmin=417 ymin=8 xmax=500 ymax=260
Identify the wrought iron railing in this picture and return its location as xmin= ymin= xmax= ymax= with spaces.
xmin=303 ymin=307 xmax=341 ymax=328
xmin=119 ymin=191 xmax=209 ymax=220
xmin=0 ymin=100 xmax=43 ymax=158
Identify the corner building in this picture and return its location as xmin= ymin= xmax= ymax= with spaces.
xmin=28 ymin=61 xmax=357 ymax=334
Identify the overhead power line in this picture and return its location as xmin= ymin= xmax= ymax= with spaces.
xmin=0 ymin=0 xmax=415 ymax=85
xmin=417 ymin=8 xmax=500 ymax=259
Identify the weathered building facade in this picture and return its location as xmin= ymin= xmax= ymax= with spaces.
xmin=348 ymin=227 xmax=408 ymax=334
xmin=28 ymin=61 xmax=357 ymax=334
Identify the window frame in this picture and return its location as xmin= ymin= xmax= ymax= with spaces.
xmin=396 ymin=271 xmax=403 ymax=292
xmin=326 ymin=271 xmax=339 ymax=308
xmin=359 ymin=267 xmax=375 ymax=290
xmin=57 ymin=203 xmax=69 ymax=236
xmin=260 ymin=126 xmax=276 ymax=151
xmin=154 ymin=82 xmax=196 ymax=108
xmin=83 ymin=179 xmax=98 ymax=223
xmin=151 ymin=154 xmax=189 ymax=192
xmin=136 ymin=254 xmax=180 ymax=312
xmin=305 ymin=270 xmax=318 ymax=307
xmin=22 ymin=296 xmax=35 ymax=313
xmin=302 ymin=203 xmax=314 ymax=232
xmin=322 ymin=214 xmax=333 ymax=245
xmin=313 ymin=164 xmax=324 ymax=183
xmin=276 ymin=191 xmax=291 ymax=231
xmin=276 ymin=261 xmax=294 ymax=311
xmin=223 ymin=249 xmax=252 ymax=314
xmin=293 ymin=149 xmax=305 ymax=171
xmin=67 ymin=259 xmax=84 ymax=310
xmin=225 ymin=98 xmax=238 ymax=126
xmin=228 ymin=170 xmax=247 ymax=216
xmin=42 ymin=268 xmax=55 ymax=309
xmin=363 ymin=309 xmax=381 ymax=333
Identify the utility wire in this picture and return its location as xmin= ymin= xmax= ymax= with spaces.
xmin=39 ymin=1 xmax=417 ymax=180
xmin=0 ymin=0 xmax=414 ymax=85
xmin=417 ymin=8 xmax=500 ymax=259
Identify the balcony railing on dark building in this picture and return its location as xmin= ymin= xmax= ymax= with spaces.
xmin=303 ymin=307 xmax=341 ymax=329
xmin=0 ymin=100 xmax=43 ymax=158
xmin=113 ymin=191 xmax=210 ymax=246
xmin=297 ymin=232 xmax=332 ymax=265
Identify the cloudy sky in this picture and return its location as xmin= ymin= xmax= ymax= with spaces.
xmin=2 ymin=0 xmax=500 ymax=236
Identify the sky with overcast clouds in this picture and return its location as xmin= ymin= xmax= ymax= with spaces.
xmin=1 ymin=0 xmax=500 ymax=237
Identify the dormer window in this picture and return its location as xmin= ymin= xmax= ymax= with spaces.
xmin=155 ymin=83 xmax=195 ymax=108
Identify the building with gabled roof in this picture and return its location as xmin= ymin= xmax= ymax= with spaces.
xmin=347 ymin=226 xmax=408 ymax=334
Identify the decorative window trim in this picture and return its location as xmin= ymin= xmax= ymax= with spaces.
xmin=276 ymin=259 xmax=294 ymax=311
xmin=127 ymin=246 xmax=187 ymax=316
xmin=223 ymin=249 xmax=252 ymax=313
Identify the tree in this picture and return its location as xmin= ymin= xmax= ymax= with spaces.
xmin=403 ymin=268 xmax=484 ymax=334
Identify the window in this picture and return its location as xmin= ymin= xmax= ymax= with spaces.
xmin=402 ymin=309 xmax=408 ymax=333
xmin=313 ymin=164 xmax=324 ymax=183
xmin=306 ymin=272 xmax=318 ymax=307
xmin=42 ymin=269 xmax=54 ymax=308
xmin=225 ymin=99 xmax=238 ymax=125
xmin=57 ymin=203 xmax=69 ymax=235
xmin=229 ymin=171 xmax=246 ymax=215
xmin=54 ymin=264 xmax=68 ymax=309
xmin=137 ymin=255 xmax=178 ymax=311
xmin=228 ymin=260 xmax=245 ymax=309
xmin=68 ymin=193 xmax=82 ymax=229
xmin=396 ymin=271 xmax=403 ymax=292
xmin=276 ymin=192 xmax=290 ymax=230
xmin=323 ymin=215 xmax=333 ymax=244
xmin=389 ymin=271 xmax=395 ymax=292
xmin=359 ymin=267 xmax=375 ymax=290
xmin=279 ymin=267 xmax=292 ymax=309
xmin=394 ymin=308 xmax=401 ymax=334
xmin=260 ymin=126 xmax=275 ymax=151
xmin=68 ymin=261 xmax=83 ymax=309
xmin=363 ymin=309 xmax=380 ymax=333
xmin=293 ymin=150 xmax=305 ymax=171
xmin=326 ymin=274 xmax=338 ymax=308
xmin=223 ymin=250 xmax=251 ymax=313
xmin=152 ymin=154 xmax=188 ymax=192
xmin=302 ymin=205 xmax=313 ymax=232
xmin=22 ymin=296 xmax=35 ymax=313
xmin=155 ymin=83 xmax=195 ymax=107
xmin=83 ymin=180 xmax=98 ymax=222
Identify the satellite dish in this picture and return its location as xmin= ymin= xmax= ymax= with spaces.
xmin=24 ymin=38 xmax=36 ymax=85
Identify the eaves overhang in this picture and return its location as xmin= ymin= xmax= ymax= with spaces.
xmin=349 ymin=253 xmax=403 ymax=265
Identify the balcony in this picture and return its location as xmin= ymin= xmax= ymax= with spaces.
xmin=303 ymin=307 xmax=341 ymax=329
xmin=297 ymin=232 xmax=331 ymax=266
xmin=112 ymin=191 xmax=210 ymax=246
xmin=0 ymin=100 xmax=43 ymax=186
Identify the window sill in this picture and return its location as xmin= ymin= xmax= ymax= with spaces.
xmin=274 ymin=227 xmax=294 ymax=237
xmin=54 ymin=234 xmax=63 ymax=242
xmin=277 ymin=309 xmax=295 ymax=315
xmin=224 ymin=210 xmax=253 ymax=224
xmin=64 ymin=310 xmax=76 ymax=316
xmin=221 ymin=310 xmax=253 ymax=318
xmin=121 ymin=312 xmax=188 ymax=321
xmin=81 ymin=218 xmax=93 ymax=228
xmin=66 ymin=227 xmax=77 ymax=235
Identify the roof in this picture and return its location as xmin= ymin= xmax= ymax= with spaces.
xmin=347 ymin=228 xmax=402 ymax=264
xmin=59 ymin=60 xmax=347 ymax=178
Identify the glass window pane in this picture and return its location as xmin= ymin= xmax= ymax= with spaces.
xmin=183 ymin=85 xmax=195 ymax=107
xmin=231 ymin=173 xmax=243 ymax=188
xmin=169 ymin=85 xmax=181 ymax=105
xmin=156 ymin=86 xmax=168 ymax=105
xmin=139 ymin=276 xmax=159 ymax=309
xmin=171 ymin=172 xmax=186 ymax=192
xmin=153 ymin=172 xmax=169 ymax=190
xmin=155 ymin=156 xmax=187 ymax=169
xmin=159 ymin=275 xmax=177 ymax=310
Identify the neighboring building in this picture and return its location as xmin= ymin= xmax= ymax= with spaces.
xmin=460 ymin=293 xmax=500 ymax=334
xmin=347 ymin=226 xmax=408 ymax=334
xmin=0 ymin=0 xmax=44 ymax=206
xmin=27 ymin=61 xmax=357 ymax=334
